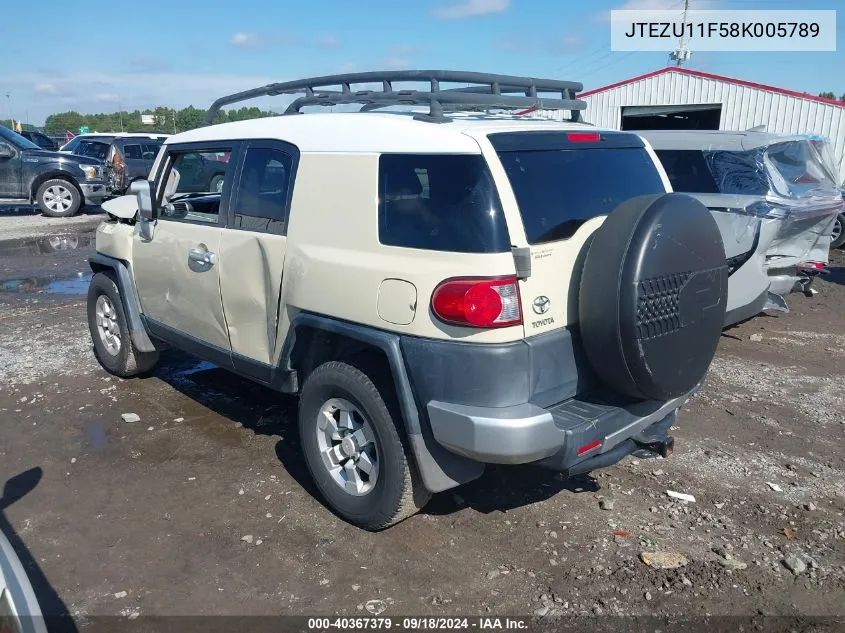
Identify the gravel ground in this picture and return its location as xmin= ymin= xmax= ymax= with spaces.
xmin=1 ymin=219 xmax=844 ymax=630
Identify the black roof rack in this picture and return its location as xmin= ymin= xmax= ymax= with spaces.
xmin=202 ymin=70 xmax=585 ymax=126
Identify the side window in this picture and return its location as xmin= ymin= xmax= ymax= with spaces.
xmin=123 ymin=144 xmax=142 ymax=160
xmin=141 ymin=144 xmax=160 ymax=159
xmin=158 ymin=149 xmax=233 ymax=225
xmin=378 ymin=154 xmax=510 ymax=253
xmin=231 ymin=147 xmax=293 ymax=235
xmin=654 ymin=149 xmax=720 ymax=194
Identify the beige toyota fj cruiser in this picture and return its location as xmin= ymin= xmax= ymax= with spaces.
xmin=88 ymin=71 xmax=728 ymax=530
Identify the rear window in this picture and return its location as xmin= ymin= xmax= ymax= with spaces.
xmin=654 ymin=149 xmax=720 ymax=194
xmin=378 ymin=154 xmax=510 ymax=253
xmin=497 ymin=147 xmax=665 ymax=244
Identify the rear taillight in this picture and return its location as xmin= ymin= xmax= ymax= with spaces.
xmin=799 ymin=261 xmax=826 ymax=271
xmin=431 ymin=276 xmax=522 ymax=328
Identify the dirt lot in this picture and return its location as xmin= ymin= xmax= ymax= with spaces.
xmin=1 ymin=210 xmax=844 ymax=629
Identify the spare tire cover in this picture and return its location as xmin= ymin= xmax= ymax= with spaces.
xmin=579 ymin=193 xmax=728 ymax=402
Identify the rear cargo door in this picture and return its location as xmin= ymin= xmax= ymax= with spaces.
xmin=486 ymin=131 xmax=669 ymax=334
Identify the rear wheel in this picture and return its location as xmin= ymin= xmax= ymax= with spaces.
xmin=36 ymin=179 xmax=82 ymax=217
xmin=831 ymin=214 xmax=845 ymax=249
xmin=298 ymin=361 xmax=430 ymax=530
xmin=87 ymin=272 xmax=159 ymax=377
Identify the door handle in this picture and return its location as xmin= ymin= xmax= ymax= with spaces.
xmin=188 ymin=248 xmax=216 ymax=266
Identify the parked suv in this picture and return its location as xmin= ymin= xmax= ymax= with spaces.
xmin=0 ymin=125 xmax=108 ymax=216
xmin=87 ymin=71 xmax=728 ymax=530
xmin=59 ymin=132 xmax=169 ymax=154
xmin=67 ymin=135 xmax=167 ymax=195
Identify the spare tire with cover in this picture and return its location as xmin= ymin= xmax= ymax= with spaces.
xmin=579 ymin=193 xmax=728 ymax=402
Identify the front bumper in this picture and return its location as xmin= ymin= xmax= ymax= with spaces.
xmin=80 ymin=181 xmax=108 ymax=205
xmin=427 ymin=389 xmax=689 ymax=471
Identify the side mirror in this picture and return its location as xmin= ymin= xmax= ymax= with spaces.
xmin=0 ymin=144 xmax=14 ymax=159
xmin=130 ymin=179 xmax=158 ymax=221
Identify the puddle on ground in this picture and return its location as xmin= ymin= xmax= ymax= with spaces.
xmin=0 ymin=273 xmax=92 ymax=295
xmin=86 ymin=420 xmax=109 ymax=451
xmin=0 ymin=231 xmax=94 ymax=257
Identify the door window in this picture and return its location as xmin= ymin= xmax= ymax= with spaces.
xmin=231 ymin=147 xmax=293 ymax=235
xmin=158 ymin=150 xmax=233 ymax=225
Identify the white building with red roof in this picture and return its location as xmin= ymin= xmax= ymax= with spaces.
xmin=539 ymin=67 xmax=845 ymax=183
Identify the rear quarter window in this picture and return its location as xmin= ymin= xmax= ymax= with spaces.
xmin=654 ymin=149 xmax=720 ymax=194
xmin=494 ymin=136 xmax=666 ymax=244
xmin=378 ymin=154 xmax=510 ymax=253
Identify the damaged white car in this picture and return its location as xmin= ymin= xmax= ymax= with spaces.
xmin=640 ymin=130 xmax=843 ymax=326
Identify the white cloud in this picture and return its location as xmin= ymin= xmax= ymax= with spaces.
xmin=384 ymin=57 xmax=415 ymax=70
xmin=231 ymin=32 xmax=258 ymax=47
xmin=382 ymin=45 xmax=420 ymax=70
xmin=559 ymin=34 xmax=584 ymax=52
xmin=1 ymin=70 xmax=278 ymax=124
xmin=318 ymin=34 xmax=339 ymax=48
xmin=128 ymin=56 xmax=171 ymax=72
xmin=433 ymin=0 xmax=509 ymax=19
xmin=93 ymin=93 xmax=121 ymax=103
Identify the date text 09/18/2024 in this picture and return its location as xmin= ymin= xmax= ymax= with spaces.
xmin=306 ymin=617 xmax=529 ymax=630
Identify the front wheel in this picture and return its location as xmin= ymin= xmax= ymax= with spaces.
xmin=298 ymin=361 xmax=431 ymax=530
xmin=209 ymin=174 xmax=225 ymax=193
xmin=36 ymin=179 xmax=82 ymax=217
xmin=87 ymin=272 xmax=159 ymax=377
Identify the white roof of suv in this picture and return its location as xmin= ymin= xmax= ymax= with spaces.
xmin=171 ymin=111 xmax=602 ymax=154
xmin=635 ymin=129 xmax=813 ymax=151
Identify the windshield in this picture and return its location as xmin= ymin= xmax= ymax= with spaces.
xmin=0 ymin=125 xmax=40 ymax=150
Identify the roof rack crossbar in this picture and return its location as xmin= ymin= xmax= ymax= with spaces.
xmin=202 ymin=70 xmax=585 ymax=125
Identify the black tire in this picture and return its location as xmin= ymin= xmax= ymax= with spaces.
xmin=35 ymin=178 xmax=82 ymax=218
xmin=831 ymin=214 xmax=845 ymax=249
xmin=579 ymin=193 xmax=728 ymax=401
xmin=87 ymin=272 xmax=159 ymax=377
xmin=298 ymin=360 xmax=431 ymax=530
xmin=209 ymin=174 xmax=225 ymax=193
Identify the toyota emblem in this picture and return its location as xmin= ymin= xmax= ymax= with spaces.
xmin=532 ymin=295 xmax=551 ymax=315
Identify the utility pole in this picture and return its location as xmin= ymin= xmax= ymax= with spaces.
xmin=119 ymin=103 xmax=124 ymax=132
xmin=670 ymin=0 xmax=692 ymax=66
xmin=4 ymin=93 xmax=11 ymax=127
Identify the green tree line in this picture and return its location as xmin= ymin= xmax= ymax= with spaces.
xmin=818 ymin=92 xmax=845 ymax=102
xmin=2 ymin=106 xmax=276 ymax=135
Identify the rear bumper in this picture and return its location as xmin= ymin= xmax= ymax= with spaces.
xmin=427 ymin=390 xmax=688 ymax=471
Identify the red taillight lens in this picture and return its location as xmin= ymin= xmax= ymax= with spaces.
xmin=567 ymin=132 xmax=601 ymax=143
xmin=799 ymin=261 xmax=825 ymax=270
xmin=431 ymin=276 xmax=522 ymax=328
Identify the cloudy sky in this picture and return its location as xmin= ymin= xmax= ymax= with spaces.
xmin=2 ymin=0 xmax=842 ymax=124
